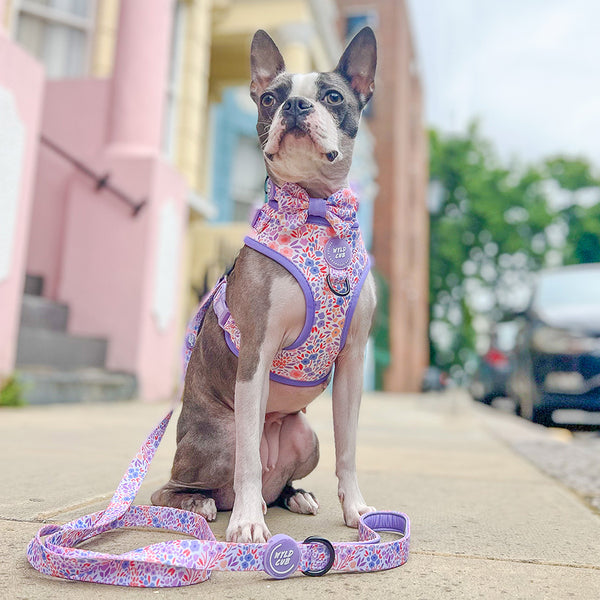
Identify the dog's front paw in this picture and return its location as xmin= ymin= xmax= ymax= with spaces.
xmin=339 ymin=488 xmax=376 ymax=528
xmin=342 ymin=502 xmax=377 ymax=528
xmin=226 ymin=499 xmax=271 ymax=542
xmin=226 ymin=518 xmax=271 ymax=543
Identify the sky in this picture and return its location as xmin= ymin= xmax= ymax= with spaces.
xmin=406 ymin=0 xmax=600 ymax=167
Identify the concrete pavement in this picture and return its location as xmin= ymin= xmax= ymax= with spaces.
xmin=1 ymin=391 xmax=599 ymax=599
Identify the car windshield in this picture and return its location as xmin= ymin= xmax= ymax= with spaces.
xmin=535 ymin=267 xmax=600 ymax=309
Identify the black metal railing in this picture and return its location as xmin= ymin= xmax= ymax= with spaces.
xmin=40 ymin=135 xmax=146 ymax=216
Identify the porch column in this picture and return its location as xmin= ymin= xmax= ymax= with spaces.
xmin=277 ymin=22 xmax=313 ymax=73
xmin=108 ymin=0 xmax=174 ymax=150
xmin=0 ymin=18 xmax=45 ymax=376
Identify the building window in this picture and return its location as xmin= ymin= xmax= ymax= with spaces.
xmin=345 ymin=10 xmax=378 ymax=39
xmin=14 ymin=0 xmax=97 ymax=78
xmin=230 ymin=135 xmax=265 ymax=222
xmin=163 ymin=0 xmax=186 ymax=160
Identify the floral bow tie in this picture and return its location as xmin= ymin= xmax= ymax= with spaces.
xmin=270 ymin=181 xmax=359 ymax=239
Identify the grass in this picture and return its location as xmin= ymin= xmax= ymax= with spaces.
xmin=0 ymin=375 xmax=26 ymax=407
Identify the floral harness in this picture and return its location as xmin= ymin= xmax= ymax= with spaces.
xmin=211 ymin=179 xmax=370 ymax=387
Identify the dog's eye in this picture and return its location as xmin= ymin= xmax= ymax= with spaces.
xmin=261 ymin=93 xmax=276 ymax=108
xmin=324 ymin=90 xmax=344 ymax=105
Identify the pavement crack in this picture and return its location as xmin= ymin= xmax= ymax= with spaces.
xmin=0 ymin=515 xmax=48 ymax=524
xmin=14 ymin=476 xmax=167 ymax=522
xmin=34 ymin=494 xmax=113 ymax=521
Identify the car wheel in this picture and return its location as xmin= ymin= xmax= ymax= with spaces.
xmin=479 ymin=393 xmax=495 ymax=405
xmin=518 ymin=381 xmax=537 ymax=421
xmin=532 ymin=406 xmax=554 ymax=427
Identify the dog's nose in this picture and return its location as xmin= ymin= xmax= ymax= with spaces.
xmin=282 ymin=96 xmax=314 ymax=118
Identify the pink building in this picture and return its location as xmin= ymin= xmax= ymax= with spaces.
xmin=0 ymin=1 xmax=188 ymax=402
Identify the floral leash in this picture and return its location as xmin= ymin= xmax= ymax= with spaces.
xmin=26 ymin=275 xmax=410 ymax=589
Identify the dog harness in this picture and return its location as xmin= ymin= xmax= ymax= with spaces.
xmin=212 ymin=179 xmax=370 ymax=386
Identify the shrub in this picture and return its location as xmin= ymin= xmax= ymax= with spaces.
xmin=0 ymin=375 xmax=25 ymax=407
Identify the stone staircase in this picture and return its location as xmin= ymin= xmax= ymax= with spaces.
xmin=15 ymin=275 xmax=137 ymax=404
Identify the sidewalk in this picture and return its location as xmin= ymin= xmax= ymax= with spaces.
xmin=1 ymin=391 xmax=599 ymax=599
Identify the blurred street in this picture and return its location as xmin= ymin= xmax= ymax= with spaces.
xmin=518 ymin=431 xmax=600 ymax=512
xmin=2 ymin=390 xmax=600 ymax=599
xmin=488 ymin=397 xmax=600 ymax=512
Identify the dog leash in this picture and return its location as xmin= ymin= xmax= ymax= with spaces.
xmin=26 ymin=282 xmax=410 ymax=588
xmin=26 ymin=407 xmax=410 ymax=587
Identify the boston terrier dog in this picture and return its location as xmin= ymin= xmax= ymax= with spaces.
xmin=152 ymin=27 xmax=378 ymax=544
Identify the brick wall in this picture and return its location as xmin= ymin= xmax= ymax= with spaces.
xmin=337 ymin=0 xmax=430 ymax=391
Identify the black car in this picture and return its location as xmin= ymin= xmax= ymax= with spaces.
xmin=508 ymin=264 xmax=600 ymax=426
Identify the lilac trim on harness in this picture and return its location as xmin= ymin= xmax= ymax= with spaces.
xmin=214 ymin=278 xmax=332 ymax=387
xmin=244 ymin=236 xmax=315 ymax=350
xmin=268 ymin=368 xmax=331 ymax=387
xmin=339 ymin=255 xmax=372 ymax=351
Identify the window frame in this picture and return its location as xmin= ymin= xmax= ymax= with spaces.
xmin=12 ymin=0 xmax=97 ymax=78
xmin=163 ymin=0 xmax=187 ymax=160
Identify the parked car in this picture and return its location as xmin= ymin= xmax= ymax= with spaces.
xmin=470 ymin=346 xmax=512 ymax=405
xmin=508 ymin=264 xmax=600 ymax=426
xmin=421 ymin=366 xmax=449 ymax=392
xmin=470 ymin=321 xmax=516 ymax=405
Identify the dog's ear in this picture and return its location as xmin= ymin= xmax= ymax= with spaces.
xmin=335 ymin=27 xmax=377 ymax=109
xmin=250 ymin=30 xmax=286 ymax=103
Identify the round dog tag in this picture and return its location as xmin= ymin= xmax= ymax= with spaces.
xmin=263 ymin=534 xmax=301 ymax=579
xmin=324 ymin=237 xmax=352 ymax=270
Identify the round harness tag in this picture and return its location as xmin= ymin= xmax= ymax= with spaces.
xmin=324 ymin=237 xmax=352 ymax=270
xmin=263 ymin=534 xmax=301 ymax=579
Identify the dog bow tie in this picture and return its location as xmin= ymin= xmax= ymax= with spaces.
xmin=271 ymin=182 xmax=358 ymax=239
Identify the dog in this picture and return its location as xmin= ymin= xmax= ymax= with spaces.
xmin=152 ymin=26 xmax=378 ymax=544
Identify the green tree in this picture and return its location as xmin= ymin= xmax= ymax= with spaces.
xmin=428 ymin=124 xmax=554 ymax=376
xmin=545 ymin=156 xmax=598 ymax=190
xmin=428 ymin=127 xmax=600 ymax=379
xmin=546 ymin=156 xmax=600 ymax=265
